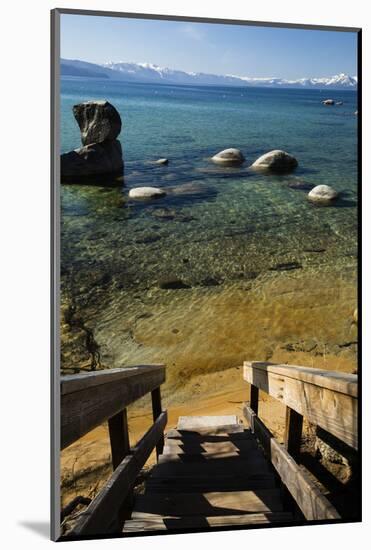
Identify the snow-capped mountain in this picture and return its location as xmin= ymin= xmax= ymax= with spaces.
xmin=61 ymin=59 xmax=357 ymax=89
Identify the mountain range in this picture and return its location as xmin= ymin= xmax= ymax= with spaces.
xmin=61 ymin=58 xmax=358 ymax=89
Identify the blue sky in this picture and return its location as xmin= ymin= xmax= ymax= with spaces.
xmin=61 ymin=14 xmax=357 ymax=79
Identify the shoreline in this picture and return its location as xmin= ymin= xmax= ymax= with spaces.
xmin=61 ymin=263 xmax=357 ymax=380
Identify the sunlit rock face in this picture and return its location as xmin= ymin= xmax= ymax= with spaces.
xmin=73 ymin=100 xmax=122 ymax=146
xmin=251 ymin=150 xmax=298 ymax=173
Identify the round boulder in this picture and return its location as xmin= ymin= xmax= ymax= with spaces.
xmin=307 ymin=185 xmax=339 ymax=204
xmin=322 ymin=99 xmax=335 ymax=105
xmin=251 ymin=150 xmax=298 ymax=173
xmin=73 ymin=100 xmax=122 ymax=146
xmin=211 ymin=148 xmax=245 ymax=166
xmin=129 ymin=187 xmax=166 ymax=200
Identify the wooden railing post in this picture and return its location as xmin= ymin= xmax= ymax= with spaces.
xmin=249 ymin=384 xmax=259 ymax=414
xmin=284 ymin=406 xmax=303 ymax=458
xmin=151 ymin=386 xmax=164 ymax=459
xmin=108 ymin=408 xmax=133 ymax=525
xmin=108 ymin=408 xmax=130 ymax=470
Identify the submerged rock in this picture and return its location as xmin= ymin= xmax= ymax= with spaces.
xmin=73 ymin=100 xmax=122 ymax=146
xmin=151 ymin=207 xmax=176 ymax=220
xmin=251 ymin=150 xmax=298 ymax=173
xmin=61 ymin=140 xmax=124 ymax=182
xmin=322 ymin=99 xmax=335 ymax=105
xmin=211 ymin=148 xmax=245 ymax=166
xmin=287 ymin=179 xmax=313 ymax=190
xmin=129 ymin=187 xmax=166 ymax=199
xmin=135 ymin=235 xmax=162 ymax=244
xmin=269 ymin=261 xmax=302 ymax=272
xmin=199 ymin=277 xmax=220 ymax=287
xmin=158 ymin=276 xmax=191 ymax=289
xmin=167 ymin=182 xmax=210 ymax=196
xmin=308 ymin=184 xmax=339 ymax=204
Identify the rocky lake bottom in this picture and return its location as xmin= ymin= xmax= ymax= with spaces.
xmin=61 ymin=162 xmax=358 ymax=396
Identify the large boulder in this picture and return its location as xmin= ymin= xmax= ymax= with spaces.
xmin=251 ymin=150 xmax=298 ymax=173
xmin=73 ymin=100 xmax=122 ymax=145
xmin=61 ymin=140 xmax=123 ymax=182
xmin=61 ymin=100 xmax=124 ymax=184
xmin=128 ymin=187 xmax=166 ymax=199
xmin=211 ymin=148 xmax=245 ymax=166
xmin=307 ymin=184 xmax=339 ymax=204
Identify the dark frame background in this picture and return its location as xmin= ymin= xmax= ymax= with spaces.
xmin=51 ymin=8 xmax=362 ymax=542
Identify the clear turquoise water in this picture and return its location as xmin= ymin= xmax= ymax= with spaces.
xmin=60 ymin=77 xmax=358 ymax=373
xmin=61 ymin=77 xmax=357 ymax=283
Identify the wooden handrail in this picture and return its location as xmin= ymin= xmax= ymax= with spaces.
xmin=69 ymin=411 xmax=168 ymax=537
xmin=60 ymin=364 xmax=167 ymax=537
xmin=243 ymin=361 xmax=358 ymax=521
xmin=243 ymin=361 xmax=357 ymax=449
xmin=243 ymin=404 xmax=340 ymax=521
xmin=61 ymin=364 xmax=166 ymax=449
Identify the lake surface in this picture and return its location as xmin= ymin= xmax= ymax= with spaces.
xmin=60 ymin=78 xmax=358 ymax=383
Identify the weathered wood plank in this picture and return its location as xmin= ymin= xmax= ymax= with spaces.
xmin=108 ymin=408 xmax=130 ymax=470
xmin=68 ymin=411 xmax=168 ymax=537
xmin=122 ymin=512 xmax=294 ymax=532
xmin=177 ymin=415 xmax=240 ymax=430
xmin=243 ymin=405 xmax=340 ymax=521
xmin=270 ymin=438 xmax=340 ymax=521
xmin=244 ymin=362 xmax=357 ymax=397
xmin=250 ymin=385 xmax=259 ymax=414
xmin=243 ymin=405 xmax=272 ymax=458
xmin=284 ymin=407 xmax=303 ymax=458
xmin=158 ymin=449 xmax=265 ymax=464
xmin=61 ymin=365 xmax=165 ymax=449
xmin=145 ymin=474 xmax=277 ymax=493
xmin=61 ymin=364 xmax=165 ymax=395
xmin=132 ymin=489 xmax=284 ymax=517
xmin=151 ymin=387 xmax=164 ymax=459
xmin=162 ymin=439 xmax=257 ymax=455
xmin=166 ymin=426 xmax=245 ymax=438
xmin=150 ymin=456 xmax=271 ymax=478
xmin=243 ymin=362 xmax=357 ymax=449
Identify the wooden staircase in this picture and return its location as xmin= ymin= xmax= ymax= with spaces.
xmin=59 ymin=363 xmax=357 ymax=540
xmin=122 ymin=415 xmax=294 ymax=533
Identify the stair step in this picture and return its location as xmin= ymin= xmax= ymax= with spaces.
xmin=123 ymin=512 xmax=294 ymax=532
xmin=131 ymin=489 xmax=284 ymax=518
xmin=162 ymin=449 xmax=248 ymax=459
xmin=166 ymin=428 xmax=253 ymax=441
xmin=150 ymin=455 xmax=271 ymax=478
xmin=163 ymin=439 xmax=257 ymax=455
xmin=145 ymin=473 xmax=278 ymax=494
xmin=158 ymin=448 xmax=265 ymax=464
xmin=177 ymin=415 xmax=242 ymax=431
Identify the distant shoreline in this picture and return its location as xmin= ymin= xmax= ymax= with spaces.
xmin=60 ymin=59 xmax=358 ymax=91
xmin=60 ymin=74 xmax=358 ymax=93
